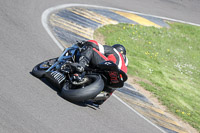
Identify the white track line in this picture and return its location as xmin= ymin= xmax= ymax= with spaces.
xmin=113 ymin=94 xmax=166 ymax=133
xmin=42 ymin=4 xmax=200 ymax=133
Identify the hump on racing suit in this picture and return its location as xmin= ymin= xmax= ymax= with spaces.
xmin=86 ymin=40 xmax=127 ymax=73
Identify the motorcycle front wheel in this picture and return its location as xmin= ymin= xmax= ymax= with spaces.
xmin=61 ymin=74 xmax=104 ymax=102
xmin=32 ymin=58 xmax=58 ymax=78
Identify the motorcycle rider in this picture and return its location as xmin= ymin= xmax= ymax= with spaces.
xmin=72 ymin=40 xmax=128 ymax=74
xmin=63 ymin=40 xmax=128 ymax=105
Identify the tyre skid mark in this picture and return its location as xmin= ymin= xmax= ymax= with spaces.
xmin=69 ymin=8 xmax=118 ymax=25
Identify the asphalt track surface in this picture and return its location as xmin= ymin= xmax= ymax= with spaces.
xmin=0 ymin=0 xmax=199 ymax=133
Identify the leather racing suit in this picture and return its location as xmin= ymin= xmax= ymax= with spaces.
xmin=78 ymin=40 xmax=127 ymax=74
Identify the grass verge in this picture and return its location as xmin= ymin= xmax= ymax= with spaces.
xmin=94 ymin=22 xmax=200 ymax=131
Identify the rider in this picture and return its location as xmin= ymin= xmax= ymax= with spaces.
xmin=71 ymin=40 xmax=128 ymax=105
xmin=72 ymin=40 xmax=128 ymax=74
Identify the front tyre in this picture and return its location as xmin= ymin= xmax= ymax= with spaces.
xmin=61 ymin=74 xmax=104 ymax=102
xmin=32 ymin=58 xmax=57 ymax=78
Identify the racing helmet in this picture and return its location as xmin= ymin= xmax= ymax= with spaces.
xmin=112 ymin=44 xmax=128 ymax=66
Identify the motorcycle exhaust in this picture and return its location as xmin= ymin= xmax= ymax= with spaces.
xmin=93 ymin=92 xmax=110 ymax=101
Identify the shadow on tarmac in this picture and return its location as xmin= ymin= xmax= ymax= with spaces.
xmin=30 ymin=72 xmax=100 ymax=110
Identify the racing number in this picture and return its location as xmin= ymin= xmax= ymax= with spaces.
xmin=109 ymin=71 xmax=119 ymax=83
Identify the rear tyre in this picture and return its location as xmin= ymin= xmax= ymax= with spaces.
xmin=32 ymin=58 xmax=57 ymax=78
xmin=61 ymin=74 xmax=104 ymax=102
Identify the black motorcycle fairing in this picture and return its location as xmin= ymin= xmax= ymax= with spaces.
xmin=32 ymin=58 xmax=58 ymax=78
xmin=96 ymin=61 xmax=128 ymax=88
xmin=96 ymin=61 xmax=119 ymax=71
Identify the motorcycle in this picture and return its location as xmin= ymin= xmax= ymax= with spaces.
xmin=32 ymin=43 xmax=127 ymax=105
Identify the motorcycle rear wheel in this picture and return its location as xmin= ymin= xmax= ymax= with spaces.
xmin=32 ymin=58 xmax=58 ymax=78
xmin=61 ymin=74 xmax=104 ymax=102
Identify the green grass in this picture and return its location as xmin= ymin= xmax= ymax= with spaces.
xmin=94 ymin=22 xmax=200 ymax=131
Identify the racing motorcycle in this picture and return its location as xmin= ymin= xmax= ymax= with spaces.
xmin=32 ymin=43 xmax=127 ymax=105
